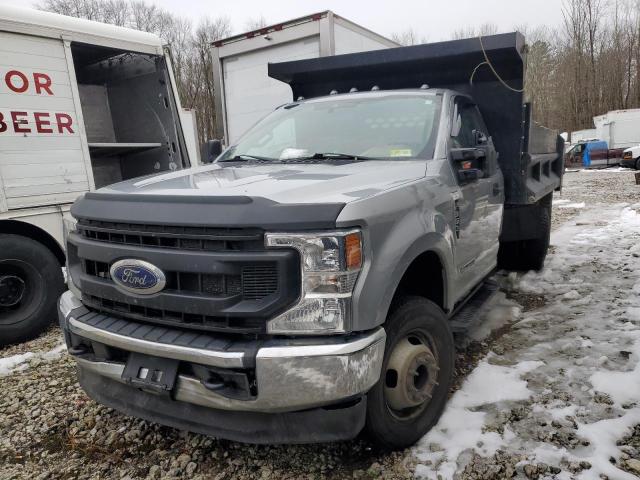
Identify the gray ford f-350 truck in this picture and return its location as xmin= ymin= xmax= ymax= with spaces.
xmin=58 ymin=33 xmax=563 ymax=448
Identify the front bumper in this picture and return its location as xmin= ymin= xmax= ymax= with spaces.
xmin=620 ymin=157 xmax=636 ymax=168
xmin=59 ymin=291 xmax=385 ymax=415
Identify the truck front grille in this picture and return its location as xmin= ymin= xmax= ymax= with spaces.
xmin=68 ymin=220 xmax=300 ymax=334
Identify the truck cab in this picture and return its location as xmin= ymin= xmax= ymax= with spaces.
xmin=621 ymin=145 xmax=640 ymax=169
xmin=59 ymin=33 xmax=563 ymax=448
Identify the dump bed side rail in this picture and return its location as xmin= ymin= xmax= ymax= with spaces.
xmin=522 ymin=103 xmax=565 ymax=203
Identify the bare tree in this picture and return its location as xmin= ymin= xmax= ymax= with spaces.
xmin=391 ymin=28 xmax=426 ymax=46
xmin=38 ymin=0 xmax=233 ymax=143
xmin=37 ymin=0 xmax=640 ymax=142
xmin=451 ymin=23 xmax=498 ymax=40
xmin=190 ymin=17 xmax=232 ymax=141
xmin=244 ymin=15 xmax=267 ymax=32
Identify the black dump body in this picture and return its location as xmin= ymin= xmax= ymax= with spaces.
xmin=269 ymin=32 xmax=563 ymax=205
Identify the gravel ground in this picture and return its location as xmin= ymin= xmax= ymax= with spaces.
xmin=1 ymin=167 xmax=638 ymax=480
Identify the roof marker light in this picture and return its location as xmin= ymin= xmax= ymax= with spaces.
xmin=297 ymin=96 xmax=305 ymax=101
xmin=371 ymin=85 xmax=380 ymax=91
xmin=330 ymin=90 xmax=338 ymax=95
xmin=349 ymin=87 xmax=358 ymax=93
xmin=420 ymin=84 xmax=430 ymax=89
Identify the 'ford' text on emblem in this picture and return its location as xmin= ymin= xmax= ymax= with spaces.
xmin=110 ymin=259 xmax=166 ymax=295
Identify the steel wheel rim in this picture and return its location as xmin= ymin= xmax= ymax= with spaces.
xmin=0 ymin=259 xmax=44 ymax=325
xmin=384 ymin=330 xmax=440 ymax=420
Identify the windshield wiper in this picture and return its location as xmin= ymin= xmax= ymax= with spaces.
xmin=218 ymin=154 xmax=277 ymax=163
xmin=283 ymin=152 xmax=380 ymax=162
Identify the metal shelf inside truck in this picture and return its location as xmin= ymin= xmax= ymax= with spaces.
xmin=88 ymin=143 xmax=163 ymax=157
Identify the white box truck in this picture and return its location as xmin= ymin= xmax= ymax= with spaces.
xmin=211 ymin=11 xmax=398 ymax=145
xmin=594 ymin=108 xmax=640 ymax=150
xmin=0 ymin=6 xmax=196 ymax=345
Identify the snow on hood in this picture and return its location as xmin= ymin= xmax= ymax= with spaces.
xmin=99 ymin=160 xmax=428 ymax=204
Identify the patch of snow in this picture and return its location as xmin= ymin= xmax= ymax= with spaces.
xmin=0 ymin=352 xmax=34 ymax=376
xmin=590 ymin=331 xmax=640 ymax=406
xmin=466 ymin=292 xmax=521 ymax=342
xmin=577 ymin=413 xmax=640 ymax=480
xmin=579 ymin=167 xmax=632 ymax=173
xmin=0 ymin=343 xmax=66 ymax=377
xmin=414 ymin=358 xmax=542 ymax=478
xmin=532 ymin=403 xmax=578 ymax=421
xmin=453 ymin=357 xmax=543 ymax=408
xmin=561 ymin=290 xmax=581 ymax=300
xmin=557 ymin=202 xmax=586 ymax=209
xmin=42 ymin=343 xmax=67 ymax=361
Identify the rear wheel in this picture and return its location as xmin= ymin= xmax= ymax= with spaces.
xmin=365 ymin=296 xmax=454 ymax=450
xmin=0 ymin=235 xmax=64 ymax=346
xmin=635 ymin=158 xmax=640 ymax=170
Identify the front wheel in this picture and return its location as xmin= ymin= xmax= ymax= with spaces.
xmin=0 ymin=235 xmax=64 ymax=346
xmin=365 ymin=296 xmax=455 ymax=450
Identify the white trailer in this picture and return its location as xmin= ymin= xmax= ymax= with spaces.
xmin=211 ymin=11 xmax=398 ymax=145
xmin=0 ymin=6 xmax=195 ymax=345
xmin=593 ymin=108 xmax=640 ymax=149
xmin=569 ymin=128 xmax=597 ymax=144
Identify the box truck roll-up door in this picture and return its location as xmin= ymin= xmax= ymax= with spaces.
xmin=0 ymin=31 xmax=89 ymax=210
xmin=223 ymin=37 xmax=320 ymax=144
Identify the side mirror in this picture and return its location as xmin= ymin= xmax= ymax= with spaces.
xmin=473 ymin=129 xmax=488 ymax=146
xmin=451 ymin=147 xmax=485 ymax=184
xmin=201 ymin=139 xmax=222 ymax=164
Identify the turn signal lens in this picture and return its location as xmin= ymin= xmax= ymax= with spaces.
xmin=345 ymin=232 xmax=362 ymax=270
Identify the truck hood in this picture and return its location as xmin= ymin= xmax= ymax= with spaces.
xmin=99 ymin=160 xmax=427 ymax=204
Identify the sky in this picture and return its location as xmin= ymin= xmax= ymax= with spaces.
xmin=1 ymin=0 xmax=565 ymax=41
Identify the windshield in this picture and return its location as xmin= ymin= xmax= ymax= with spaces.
xmin=218 ymin=93 xmax=442 ymax=162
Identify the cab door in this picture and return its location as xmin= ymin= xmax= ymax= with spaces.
xmin=449 ymin=97 xmax=503 ymax=292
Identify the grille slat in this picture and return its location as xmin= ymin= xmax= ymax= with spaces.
xmin=82 ymin=294 xmax=264 ymax=334
xmin=77 ymin=219 xmax=264 ymax=251
xmin=242 ymin=265 xmax=279 ymax=300
xmin=82 ymin=260 xmax=277 ymax=300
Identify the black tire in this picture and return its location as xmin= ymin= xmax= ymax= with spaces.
xmin=365 ymin=296 xmax=455 ymax=450
xmin=498 ymin=193 xmax=552 ymax=272
xmin=635 ymin=158 xmax=640 ymax=170
xmin=0 ymin=234 xmax=64 ymax=346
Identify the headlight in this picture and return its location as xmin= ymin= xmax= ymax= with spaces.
xmin=265 ymin=230 xmax=362 ymax=334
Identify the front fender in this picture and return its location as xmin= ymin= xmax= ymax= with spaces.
xmin=336 ymin=171 xmax=456 ymax=332
xmin=375 ymin=232 xmax=453 ymax=322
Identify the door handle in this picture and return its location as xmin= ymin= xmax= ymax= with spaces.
xmin=492 ymin=183 xmax=502 ymax=196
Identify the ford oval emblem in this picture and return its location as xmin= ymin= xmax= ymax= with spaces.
xmin=110 ymin=259 xmax=166 ymax=295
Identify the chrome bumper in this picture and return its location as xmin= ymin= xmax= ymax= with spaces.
xmin=59 ymin=291 xmax=385 ymax=413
